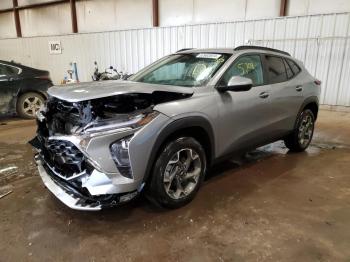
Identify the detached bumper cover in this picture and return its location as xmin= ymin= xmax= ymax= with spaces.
xmin=36 ymin=158 xmax=139 ymax=211
xmin=37 ymin=159 xmax=102 ymax=211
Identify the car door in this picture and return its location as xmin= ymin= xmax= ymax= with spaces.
xmin=216 ymin=54 xmax=274 ymax=157
xmin=263 ymin=55 xmax=304 ymax=136
xmin=0 ymin=63 xmax=20 ymax=115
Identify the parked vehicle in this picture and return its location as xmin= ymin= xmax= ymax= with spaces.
xmin=92 ymin=61 xmax=132 ymax=81
xmin=0 ymin=60 xmax=52 ymax=118
xmin=31 ymin=46 xmax=321 ymax=210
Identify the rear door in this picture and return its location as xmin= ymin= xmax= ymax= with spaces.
xmin=262 ymin=55 xmax=304 ymax=136
xmin=0 ymin=63 xmax=20 ymax=115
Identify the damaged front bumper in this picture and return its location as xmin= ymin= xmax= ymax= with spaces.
xmin=35 ymin=155 xmax=140 ymax=211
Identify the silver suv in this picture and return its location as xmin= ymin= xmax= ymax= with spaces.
xmin=31 ymin=46 xmax=321 ymax=210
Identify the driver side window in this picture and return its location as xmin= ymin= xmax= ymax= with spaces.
xmin=220 ymin=55 xmax=264 ymax=86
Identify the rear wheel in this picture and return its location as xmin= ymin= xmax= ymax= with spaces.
xmin=284 ymin=109 xmax=315 ymax=152
xmin=147 ymin=137 xmax=207 ymax=208
xmin=16 ymin=92 xmax=45 ymax=119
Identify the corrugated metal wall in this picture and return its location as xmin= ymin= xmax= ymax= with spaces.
xmin=0 ymin=12 xmax=349 ymax=106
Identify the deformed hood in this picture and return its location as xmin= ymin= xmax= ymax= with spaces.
xmin=48 ymin=80 xmax=194 ymax=102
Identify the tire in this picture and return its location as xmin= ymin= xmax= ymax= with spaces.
xmin=16 ymin=92 xmax=45 ymax=119
xmin=147 ymin=137 xmax=207 ymax=209
xmin=284 ymin=109 xmax=315 ymax=152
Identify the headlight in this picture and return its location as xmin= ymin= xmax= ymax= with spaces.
xmin=110 ymin=136 xmax=133 ymax=178
xmin=82 ymin=111 xmax=160 ymax=134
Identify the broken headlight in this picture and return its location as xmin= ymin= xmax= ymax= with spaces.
xmin=110 ymin=136 xmax=133 ymax=178
xmin=109 ymin=111 xmax=159 ymax=178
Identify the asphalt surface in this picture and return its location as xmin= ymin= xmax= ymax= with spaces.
xmin=0 ymin=110 xmax=350 ymax=261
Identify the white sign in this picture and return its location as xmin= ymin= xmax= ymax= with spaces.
xmin=196 ymin=53 xmax=222 ymax=59
xmin=48 ymin=41 xmax=62 ymax=54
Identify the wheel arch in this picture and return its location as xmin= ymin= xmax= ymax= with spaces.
xmin=17 ymin=89 xmax=48 ymax=100
xmin=299 ymin=96 xmax=319 ymax=120
xmin=143 ymin=116 xmax=215 ymax=184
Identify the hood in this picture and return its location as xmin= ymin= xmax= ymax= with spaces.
xmin=48 ymin=80 xmax=194 ymax=102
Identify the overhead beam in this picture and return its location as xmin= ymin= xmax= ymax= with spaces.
xmin=0 ymin=0 xmax=69 ymax=13
xmin=152 ymin=0 xmax=159 ymax=27
xmin=12 ymin=0 xmax=22 ymax=37
xmin=16 ymin=0 xmax=69 ymax=10
xmin=280 ymin=0 xmax=287 ymax=16
xmin=70 ymin=0 xmax=78 ymax=33
xmin=0 ymin=8 xmax=13 ymax=14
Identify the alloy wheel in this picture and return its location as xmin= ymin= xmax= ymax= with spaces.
xmin=23 ymin=96 xmax=43 ymax=117
xmin=163 ymin=148 xmax=202 ymax=200
xmin=298 ymin=113 xmax=314 ymax=147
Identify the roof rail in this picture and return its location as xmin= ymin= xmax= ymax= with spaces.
xmin=176 ymin=48 xmax=193 ymax=53
xmin=234 ymin=45 xmax=290 ymax=56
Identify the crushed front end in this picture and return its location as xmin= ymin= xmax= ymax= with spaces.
xmin=30 ymin=91 xmax=176 ymax=210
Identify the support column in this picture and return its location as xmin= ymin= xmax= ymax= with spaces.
xmin=152 ymin=0 xmax=159 ymax=27
xmin=280 ymin=0 xmax=287 ymax=16
xmin=70 ymin=0 xmax=78 ymax=33
xmin=12 ymin=0 xmax=22 ymax=37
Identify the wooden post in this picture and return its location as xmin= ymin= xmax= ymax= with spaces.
xmin=70 ymin=0 xmax=78 ymax=33
xmin=280 ymin=0 xmax=287 ymax=16
xmin=12 ymin=0 xmax=22 ymax=37
xmin=152 ymin=0 xmax=159 ymax=27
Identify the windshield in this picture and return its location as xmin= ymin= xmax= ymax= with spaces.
xmin=130 ymin=53 xmax=231 ymax=87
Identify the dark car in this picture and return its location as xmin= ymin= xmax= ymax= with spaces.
xmin=0 ymin=60 xmax=53 ymax=118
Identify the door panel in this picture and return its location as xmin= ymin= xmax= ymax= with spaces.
xmin=216 ymin=54 xmax=274 ymax=157
xmin=217 ymin=85 xmax=272 ymax=156
xmin=0 ymin=64 xmax=18 ymax=115
xmin=264 ymin=56 xmax=303 ymax=135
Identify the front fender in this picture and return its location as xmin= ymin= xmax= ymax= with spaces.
xmin=142 ymin=115 xmax=215 ymax=183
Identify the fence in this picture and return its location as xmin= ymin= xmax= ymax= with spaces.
xmin=0 ymin=12 xmax=349 ymax=106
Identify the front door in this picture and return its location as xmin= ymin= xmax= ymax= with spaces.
xmin=216 ymin=54 xmax=274 ymax=157
xmin=0 ymin=64 xmax=15 ymax=115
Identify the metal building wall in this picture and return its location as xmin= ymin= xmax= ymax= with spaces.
xmin=0 ymin=12 xmax=349 ymax=106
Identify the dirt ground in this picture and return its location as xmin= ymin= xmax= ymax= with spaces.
xmin=0 ymin=110 xmax=350 ymax=262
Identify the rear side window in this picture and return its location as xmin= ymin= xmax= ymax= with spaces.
xmin=265 ymin=56 xmax=287 ymax=84
xmin=283 ymin=59 xmax=294 ymax=79
xmin=0 ymin=64 xmax=19 ymax=76
xmin=286 ymin=59 xmax=301 ymax=75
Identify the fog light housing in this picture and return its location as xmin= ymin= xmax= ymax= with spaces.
xmin=110 ymin=136 xmax=133 ymax=178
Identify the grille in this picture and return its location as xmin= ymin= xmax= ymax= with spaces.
xmin=43 ymin=140 xmax=86 ymax=179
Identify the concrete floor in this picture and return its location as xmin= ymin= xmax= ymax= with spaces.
xmin=0 ymin=110 xmax=350 ymax=262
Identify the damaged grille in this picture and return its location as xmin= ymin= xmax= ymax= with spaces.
xmin=47 ymin=140 xmax=84 ymax=167
xmin=41 ymin=139 xmax=87 ymax=179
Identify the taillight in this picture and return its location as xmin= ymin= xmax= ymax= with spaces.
xmin=35 ymin=75 xmax=51 ymax=80
xmin=314 ymin=79 xmax=321 ymax=86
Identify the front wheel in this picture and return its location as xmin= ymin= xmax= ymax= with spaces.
xmin=147 ymin=137 xmax=207 ymax=209
xmin=284 ymin=109 xmax=315 ymax=152
xmin=16 ymin=92 xmax=45 ymax=119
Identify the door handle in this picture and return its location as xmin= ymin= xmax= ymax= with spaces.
xmin=259 ymin=92 xmax=269 ymax=99
xmin=296 ymin=85 xmax=303 ymax=92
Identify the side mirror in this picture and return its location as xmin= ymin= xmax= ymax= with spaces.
xmin=217 ymin=76 xmax=253 ymax=92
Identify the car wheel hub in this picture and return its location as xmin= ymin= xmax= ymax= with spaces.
xmin=23 ymin=96 xmax=42 ymax=116
xmin=298 ymin=114 xmax=314 ymax=147
xmin=163 ymin=148 xmax=202 ymax=200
